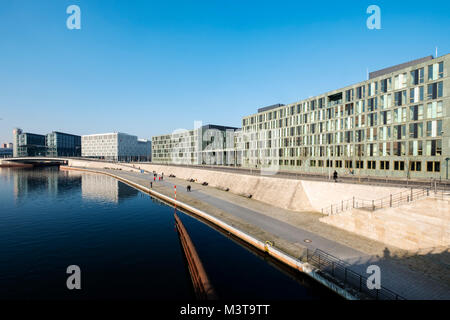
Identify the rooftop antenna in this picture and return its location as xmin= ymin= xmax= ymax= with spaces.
xmin=366 ymin=68 xmax=369 ymax=80
xmin=435 ymin=47 xmax=438 ymax=58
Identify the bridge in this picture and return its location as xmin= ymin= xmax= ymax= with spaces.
xmin=0 ymin=157 xmax=70 ymax=167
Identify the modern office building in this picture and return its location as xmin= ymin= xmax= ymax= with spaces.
xmin=14 ymin=129 xmax=47 ymax=157
xmin=81 ymin=132 xmax=151 ymax=162
xmin=152 ymin=124 xmax=240 ymax=165
xmin=152 ymin=54 xmax=449 ymax=180
xmin=46 ymin=132 xmax=81 ymax=157
xmin=0 ymin=147 xmax=13 ymax=158
xmin=241 ymin=54 xmax=449 ymax=179
xmin=12 ymin=128 xmax=81 ymax=157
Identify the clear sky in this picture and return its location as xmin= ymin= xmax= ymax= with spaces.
xmin=0 ymin=0 xmax=449 ymax=143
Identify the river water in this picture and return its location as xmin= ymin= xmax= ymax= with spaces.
xmin=0 ymin=167 xmax=337 ymax=300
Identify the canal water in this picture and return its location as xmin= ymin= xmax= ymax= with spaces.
xmin=0 ymin=167 xmax=336 ymax=300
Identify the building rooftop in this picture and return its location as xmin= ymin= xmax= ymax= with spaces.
xmin=257 ymin=104 xmax=285 ymax=113
xmin=369 ymin=55 xmax=434 ymax=79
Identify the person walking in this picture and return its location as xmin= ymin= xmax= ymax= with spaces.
xmin=154 ymin=176 xmax=156 ymax=182
xmin=333 ymin=170 xmax=338 ymax=183
xmin=187 ymin=185 xmax=191 ymax=192
xmin=150 ymin=181 xmax=153 ymax=188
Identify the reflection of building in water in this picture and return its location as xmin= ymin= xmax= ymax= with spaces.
xmin=13 ymin=168 xmax=82 ymax=200
xmin=81 ymin=173 xmax=138 ymax=203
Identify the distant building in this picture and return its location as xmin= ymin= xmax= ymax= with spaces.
xmin=12 ymin=128 xmax=81 ymax=157
xmin=16 ymin=132 xmax=47 ymax=157
xmin=46 ymin=132 xmax=81 ymax=157
xmin=152 ymin=124 xmax=240 ymax=165
xmin=81 ymin=132 xmax=151 ymax=162
xmin=0 ymin=148 xmax=13 ymax=158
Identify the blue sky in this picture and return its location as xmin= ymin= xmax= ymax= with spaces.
xmin=0 ymin=0 xmax=449 ymax=143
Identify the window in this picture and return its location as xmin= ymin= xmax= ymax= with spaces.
xmin=425 ymin=139 xmax=442 ymax=156
xmin=380 ymin=161 xmax=390 ymax=170
xmin=335 ymin=160 xmax=342 ymax=168
xmin=356 ymin=160 xmax=364 ymax=169
xmin=345 ymin=160 xmax=353 ymax=168
xmin=408 ymin=140 xmax=423 ymax=156
xmin=409 ymin=105 xmax=423 ymax=121
xmin=409 ymin=122 xmax=423 ymax=139
xmin=426 ymin=161 xmax=440 ymax=172
xmin=346 ymin=89 xmax=354 ymax=102
xmin=367 ymin=160 xmax=376 ymax=170
xmin=368 ymin=97 xmax=377 ymax=111
xmin=393 ymin=141 xmax=406 ymax=156
xmin=381 ymin=78 xmax=390 ymax=93
xmin=438 ymin=62 xmax=444 ymax=78
xmin=428 ymin=65 xmax=434 ymax=81
xmin=394 ymin=161 xmax=405 ymax=171
xmin=356 ymin=86 xmax=365 ymax=99
xmin=410 ymin=68 xmax=424 ymax=85
xmin=410 ymin=161 xmax=421 ymax=172
xmin=395 ymin=91 xmax=406 ymax=106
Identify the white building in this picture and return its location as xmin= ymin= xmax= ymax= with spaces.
xmin=82 ymin=132 xmax=151 ymax=162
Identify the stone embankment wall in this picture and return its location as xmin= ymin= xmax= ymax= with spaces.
xmin=67 ymin=160 xmax=404 ymax=213
xmin=320 ymin=197 xmax=450 ymax=250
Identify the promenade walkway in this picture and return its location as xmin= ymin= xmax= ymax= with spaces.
xmin=71 ymin=167 xmax=450 ymax=300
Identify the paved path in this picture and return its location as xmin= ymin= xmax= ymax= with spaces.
xmin=78 ymin=168 xmax=450 ymax=300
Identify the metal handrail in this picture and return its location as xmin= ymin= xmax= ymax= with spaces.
xmin=304 ymin=248 xmax=406 ymax=300
xmin=321 ymin=187 xmax=436 ymax=215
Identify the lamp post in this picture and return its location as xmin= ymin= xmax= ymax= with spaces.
xmin=446 ymin=157 xmax=450 ymax=180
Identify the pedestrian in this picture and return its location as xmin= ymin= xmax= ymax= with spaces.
xmin=150 ymin=181 xmax=153 ymax=188
xmin=154 ymin=176 xmax=156 ymax=182
xmin=187 ymin=185 xmax=191 ymax=192
xmin=333 ymin=170 xmax=338 ymax=183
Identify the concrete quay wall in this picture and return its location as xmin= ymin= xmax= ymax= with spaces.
xmin=320 ymin=197 xmax=450 ymax=251
xmin=67 ymin=159 xmax=405 ymax=213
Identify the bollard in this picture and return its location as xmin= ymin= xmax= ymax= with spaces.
xmin=372 ymin=200 xmax=375 ymax=211
xmin=411 ymin=188 xmax=413 ymax=201
xmin=390 ymin=194 xmax=392 ymax=207
xmin=353 ymin=196 xmax=355 ymax=208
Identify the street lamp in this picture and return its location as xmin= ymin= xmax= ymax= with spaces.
xmin=446 ymin=157 xmax=450 ymax=180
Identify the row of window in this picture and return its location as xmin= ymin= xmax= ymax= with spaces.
xmin=243 ymin=61 xmax=444 ymax=126
xmin=283 ymin=159 xmax=442 ymax=172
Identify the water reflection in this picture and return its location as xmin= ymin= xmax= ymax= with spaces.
xmin=8 ymin=168 xmax=138 ymax=204
xmin=81 ymin=173 xmax=138 ymax=203
xmin=12 ymin=167 xmax=81 ymax=201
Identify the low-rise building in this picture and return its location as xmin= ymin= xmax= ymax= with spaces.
xmin=82 ymin=132 xmax=151 ymax=162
